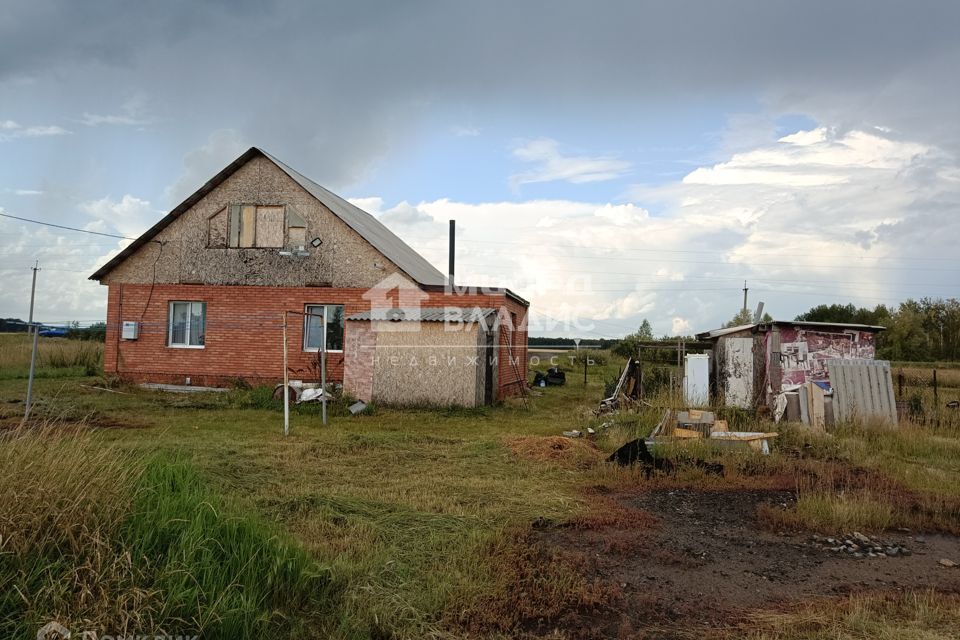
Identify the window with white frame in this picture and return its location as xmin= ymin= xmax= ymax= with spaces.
xmin=168 ymin=301 xmax=206 ymax=347
xmin=303 ymin=304 xmax=344 ymax=352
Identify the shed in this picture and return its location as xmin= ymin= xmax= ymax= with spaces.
xmin=696 ymin=320 xmax=885 ymax=409
xmin=343 ymin=307 xmax=500 ymax=407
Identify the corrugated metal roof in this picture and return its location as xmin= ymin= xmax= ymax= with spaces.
xmin=697 ymin=319 xmax=886 ymax=340
xmin=696 ymin=323 xmax=756 ymax=340
xmin=90 ymin=147 xmax=447 ymax=286
xmin=261 ymin=150 xmax=446 ymax=286
xmin=764 ymin=320 xmax=887 ymax=331
xmin=347 ymin=307 xmax=496 ymax=323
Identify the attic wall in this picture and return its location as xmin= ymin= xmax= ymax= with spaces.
xmin=102 ymin=156 xmax=405 ymax=288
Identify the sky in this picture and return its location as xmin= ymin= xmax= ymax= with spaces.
xmin=1 ymin=0 xmax=959 ymax=339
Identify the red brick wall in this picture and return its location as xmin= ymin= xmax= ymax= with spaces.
xmin=104 ymin=283 xmax=528 ymax=399
xmin=342 ymin=321 xmax=375 ymax=401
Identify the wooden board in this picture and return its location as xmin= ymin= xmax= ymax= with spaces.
xmin=806 ymin=382 xmax=826 ymax=431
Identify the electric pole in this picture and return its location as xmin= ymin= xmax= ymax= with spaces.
xmin=24 ymin=262 xmax=41 ymax=422
xmin=27 ymin=260 xmax=38 ymax=336
xmin=742 ymin=280 xmax=749 ymax=312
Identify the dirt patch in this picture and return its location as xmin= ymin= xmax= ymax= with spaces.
xmin=508 ymin=436 xmax=604 ymax=470
xmin=529 ymin=488 xmax=960 ymax=638
xmin=0 ymin=414 xmax=151 ymax=430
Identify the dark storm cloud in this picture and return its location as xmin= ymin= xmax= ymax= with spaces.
xmin=2 ymin=0 xmax=958 ymax=189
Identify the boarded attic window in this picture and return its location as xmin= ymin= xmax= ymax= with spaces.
xmin=287 ymin=205 xmax=307 ymax=247
xmin=227 ymin=204 xmax=285 ymax=248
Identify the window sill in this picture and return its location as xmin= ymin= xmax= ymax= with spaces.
xmin=302 ymin=348 xmax=344 ymax=353
xmin=169 ymin=344 xmax=206 ymax=349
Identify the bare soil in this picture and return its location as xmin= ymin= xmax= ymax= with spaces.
xmin=532 ymin=488 xmax=960 ymax=639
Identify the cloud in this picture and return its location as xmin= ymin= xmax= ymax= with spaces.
xmin=80 ymin=113 xmax=150 ymax=127
xmin=165 ymin=129 xmax=248 ymax=205
xmin=13 ymin=189 xmax=42 ymax=196
xmin=672 ymin=317 xmax=693 ymax=336
xmin=510 ymin=138 xmax=631 ymax=187
xmin=80 ymin=194 xmax=158 ymax=238
xmin=451 ymin=125 xmax=480 ymax=137
xmin=80 ymin=93 xmax=154 ymax=127
xmin=0 ymin=121 xmax=70 ymax=140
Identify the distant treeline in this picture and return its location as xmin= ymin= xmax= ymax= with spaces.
xmin=0 ymin=318 xmax=107 ymax=341
xmin=796 ymin=298 xmax=960 ymax=362
xmin=528 ymin=336 xmax=617 ymax=349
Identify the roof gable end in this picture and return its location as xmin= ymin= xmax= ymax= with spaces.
xmin=89 ymin=147 xmax=446 ymax=286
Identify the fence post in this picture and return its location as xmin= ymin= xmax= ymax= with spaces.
xmin=933 ymin=368 xmax=938 ymax=405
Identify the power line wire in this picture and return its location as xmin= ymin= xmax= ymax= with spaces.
xmin=0 ymin=212 xmax=137 ymax=240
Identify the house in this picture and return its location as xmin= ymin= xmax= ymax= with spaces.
xmin=90 ymin=147 xmax=528 ymax=406
xmin=696 ymin=320 xmax=884 ymax=409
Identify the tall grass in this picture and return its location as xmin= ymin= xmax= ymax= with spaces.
xmin=0 ymin=423 xmax=333 ymax=639
xmin=0 ymin=335 xmax=102 ymax=379
xmin=124 ymin=457 xmax=334 ymax=638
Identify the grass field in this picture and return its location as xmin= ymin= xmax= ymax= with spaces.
xmin=1 ymin=336 xmax=959 ymax=639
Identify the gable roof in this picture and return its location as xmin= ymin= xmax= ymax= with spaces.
xmin=89 ymin=147 xmax=447 ymax=285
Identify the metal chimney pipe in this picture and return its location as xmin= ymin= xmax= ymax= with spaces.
xmin=448 ymin=219 xmax=455 ymax=288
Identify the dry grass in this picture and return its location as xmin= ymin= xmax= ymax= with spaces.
xmin=507 ymin=435 xmax=605 ymax=470
xmin=0 ymin=422 xmax=153 ymax=633
xmin=2 ymin=351 xmax=959 ymax=639
xmin=725 ymin=590 xmax=960 ymax=640
xmin=447 ymin=528 xmax=622 ymax=636
xmin=0 ymin=334 xmax=102 ymax=379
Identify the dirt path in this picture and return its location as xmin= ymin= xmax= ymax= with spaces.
xmin=537 ymin=488 xmax=960 ymax=638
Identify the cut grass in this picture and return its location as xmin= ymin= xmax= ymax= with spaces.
xmin=1 ymin=343 xmax=959 ymax=638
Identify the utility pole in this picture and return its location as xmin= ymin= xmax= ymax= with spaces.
xmin=24 ymin=262 xmax=40 ymax=422
xmin=27 ymin=260 xmax=38 ymax=336
xmin=742 ymin=280 xmax=749 ymax=312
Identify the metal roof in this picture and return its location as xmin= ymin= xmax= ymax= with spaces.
xmin=89 ymin=147 xmax=447 ymax=286
xmin=696 ymin=320 xmax=886 ymax=340
xmin=347 ymin=307 xmax=496 ymax=323
xmin=261 ymin=150 xmax=446 ymax=286
xmin=695 ymin=323 xmax=756 ymax=340
xmin=763 ymin=320 xmax=887 ymax=332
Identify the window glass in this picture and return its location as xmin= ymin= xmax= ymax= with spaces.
xmin=189 ymin=302 xmax=205 ymax=346
xmin=326 ymin=305 xmax=344 ymax=351
xmin=303 ymin=304 xmax=345 ymax=351
xmin=169 ymin=301 xmax=205 ymax=347
xmin=304 ymin=305 xmax=325 ymax=350
xmin=171 ymin=302 xmax=188 ymax=345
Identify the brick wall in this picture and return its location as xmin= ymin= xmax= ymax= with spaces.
xmin=104 ymin=283 xmax=528 ymax=399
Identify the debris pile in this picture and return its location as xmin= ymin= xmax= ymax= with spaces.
xmin=532 ymin=367 xmax=566 ymax=387
xmin=809 ymin=532 xmax=911 ymax=558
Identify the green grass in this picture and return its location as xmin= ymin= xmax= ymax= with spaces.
xmin=0 ymin=425 xmax=333 ymax=639
xmin=1 ymin=339 xmax=959 ymax=638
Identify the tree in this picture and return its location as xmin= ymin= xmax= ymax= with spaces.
xmin=637 ymin=319 xmax=654 ymax=340
xmin=724 ymin=308 xmax=753 ymax=328
xmin=612 ymin=318 xmax=655 ymax=358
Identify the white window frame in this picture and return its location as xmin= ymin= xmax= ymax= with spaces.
xmin=168 ymin=301 xmax=206 ymax=349
xmin=303 ymin=304 xmax=345 ymax=353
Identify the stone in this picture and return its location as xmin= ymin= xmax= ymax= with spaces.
xmin=852 ymin=532 xmax=871 ymax=545
xmin=939 ymin=559 xmax=957 ymax=568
